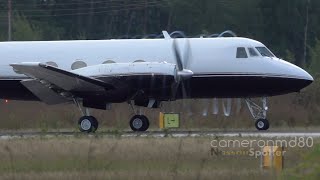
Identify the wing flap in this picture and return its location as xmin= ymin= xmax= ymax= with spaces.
xmin=21 ymin=80 xmax=69 ymax=105
xmin=10 ymin=62 xmax=114 ymax=92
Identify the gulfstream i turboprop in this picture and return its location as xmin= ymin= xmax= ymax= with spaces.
xmin=0 ymin=31 xmax=313 ymax=132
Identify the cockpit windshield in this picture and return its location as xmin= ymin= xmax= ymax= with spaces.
xmin=255 ymin=47 xmax=275 ymax=57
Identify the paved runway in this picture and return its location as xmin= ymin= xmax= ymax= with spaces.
xmin=0 ymin=130 xmax=320 ymax=139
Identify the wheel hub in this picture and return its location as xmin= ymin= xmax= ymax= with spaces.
xmin=132 ymin=118 xmax=143 ymax=129
xmin=257 ymin=121 xmax=265 ymax=129
xmin=80 ymin=119 xmax=92 ymax=131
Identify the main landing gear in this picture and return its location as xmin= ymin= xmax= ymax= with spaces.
xmin=245 ymin=97 xmax=270 ymax=131
xmin=128 ymin=101 xmax=150 ymax=132
xmin=74 ymin=99 xmax=151 ymax=133
xmin=129 ymin=115 xmax=150 ymax=132
xmin=78 ymin=116 xmax=99 ymax=133
xmin=74 ymin=99 xmax=99 ymax=133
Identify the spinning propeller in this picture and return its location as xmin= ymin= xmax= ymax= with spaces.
xmin=198 ymin=98 xmax=242 ymax=117
xmin=171 ymin=37 xmax=193 ymax=100
xmin=164 ymin=30 xmax=242 ymax=117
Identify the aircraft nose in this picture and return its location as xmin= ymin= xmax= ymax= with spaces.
xmin=292 ymin=63 xmax=314 ymax=90
xmin=304 ymin=70 xmax=314 ymax=82
xmin=297 ymin=66 xmax=313 ymax=83
xmin=277 ymin=59 xmax=314 ymax=92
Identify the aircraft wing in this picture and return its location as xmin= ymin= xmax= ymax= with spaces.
xmin=10 ymin=62 xmax=115 ymax=105
xmin=10 ymin=62 xmax=179 ymax=105
xmin=20 ymin=79 xmax=70 ymax=105
xmin=11 ymin=62 xmax=114 ymax=92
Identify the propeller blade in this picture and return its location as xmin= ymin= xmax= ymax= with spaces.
xmin=181 ymin=76 xmax=195 ymax=117
xmin=171 ymin=81 xmax=180 ymax=100
xmin=171 ymin=39 xmax=183 ymax=99
xmin=172 ymin=39 xmax=183 ymax=71
xmin=171 ymin=38 xmax=193 ymax=98
xmin=187 ymin=99 xmax=193 ymax=116
xmin=212 ymin=98 xmax=219 ymax=115
xmin=181 ymin=81 xmax=187 ymax=107
xmin=183 ymin=38 xmax=192 ymax=69
xmin=236 ymin=98 xmax=242 ymax=114
xmin=202 ymin=99 xmax=210 ymax=117
xmin=222 ymin=98 xmax=232 ymax=117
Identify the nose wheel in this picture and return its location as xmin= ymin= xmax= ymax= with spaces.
xmin=245 ymin=98 xmax=270 ymax=131
xmin=129 ymin=115 xmax=150 ymax=132
xmin=255 ymin=119 xmax=269 ymax=131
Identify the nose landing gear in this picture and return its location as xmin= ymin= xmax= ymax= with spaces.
xmin=255 ymin=118 xmax=270 ymax=131
xmin=245 ymin=97 xmax=270 ymax=131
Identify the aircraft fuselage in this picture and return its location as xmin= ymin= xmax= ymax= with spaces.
xmin=0 ymin=37 xmax=313 ymax=102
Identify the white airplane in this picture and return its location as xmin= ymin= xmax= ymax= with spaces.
xmin=0 ymin=31 xmax=313 ymax=132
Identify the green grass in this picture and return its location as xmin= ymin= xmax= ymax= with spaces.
xmin=282 ymin=144 xmax=320 ymax=180
xmin=0 ymin=136 xmax=317 ymax=180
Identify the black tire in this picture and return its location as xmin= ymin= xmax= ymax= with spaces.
xmin=140 ymin=116 xmax=150 ymax=132
xmin=78 ymin=116 xmax=98 ymax=133
xmin=255 ymin=119 xmax=269 ymax=131
xmin=265 ymin=122 xmax=270 ymax=130
xmin=130 ymin=115 xmax=149 ymax=132
xmin=90 ymin=116 xmax=99 ymax=133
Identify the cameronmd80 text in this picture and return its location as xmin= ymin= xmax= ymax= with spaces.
xmin=210 ymin=137 xmax=313 ymax=149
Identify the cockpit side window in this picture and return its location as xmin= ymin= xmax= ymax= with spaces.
xmin=256 ymin=47 xmax=275 ymax=57
xmin=248 ymin=48 xmax=259 ymax=57
xmin=236 ymin=47 xmax=248 ymax=58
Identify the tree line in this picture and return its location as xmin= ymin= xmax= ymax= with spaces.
xmin=0 ymin=0 xmax=319 ymax=74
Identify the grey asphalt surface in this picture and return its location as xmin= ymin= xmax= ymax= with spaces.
xmin=0 ymin=130 xmax=320 ymax=139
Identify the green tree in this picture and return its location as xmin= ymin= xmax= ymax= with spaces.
xmin=0 ymin=0 xmax=319 ymax=69
xmin=309 ymin=39 xmax=320 ymax=75
xmin=12 ymin=14 xmax=42 ymax=41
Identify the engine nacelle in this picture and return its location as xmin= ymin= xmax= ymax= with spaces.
xmin=73 ymin=62 xmax=178 ymax=83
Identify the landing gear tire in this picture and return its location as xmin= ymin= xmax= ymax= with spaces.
xmin=78 ymin=116 xmax=99 ymax=133
xmin=130 ymin=115 xmax=149 ymax=132
xmin=255 ymin=119 xmax=269 ymax=131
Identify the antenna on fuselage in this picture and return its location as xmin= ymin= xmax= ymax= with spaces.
xmin=162 ymin=31 xmax=171 ymax=40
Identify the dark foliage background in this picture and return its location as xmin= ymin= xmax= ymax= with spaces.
xmin=0 ymin=0 xmax=319 ymax=130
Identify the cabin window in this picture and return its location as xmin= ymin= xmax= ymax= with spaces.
xmin=71 ymin=60 xmax=87 ymax=70
xmin=248 ymin=48 xmax=259 ymax=57
xmin=46 ymin=61 xmax=58 ymax=67
xmin=256 ymin=47 xmax=275 ymax=57
xmin=236 ymin=47 xmax=248 ymax=58
xmin=133 ymin=60 xmax=146 ymax=63
xmin=103 ymin=60 xmax=116 ymax=64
